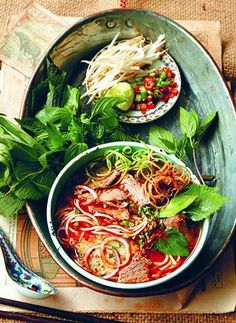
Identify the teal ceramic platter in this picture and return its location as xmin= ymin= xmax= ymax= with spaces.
xmin=23 ymin=9 xmax=236 ymax=296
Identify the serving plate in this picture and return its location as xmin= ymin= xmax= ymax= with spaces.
xmin=23 ymin=9 xmax=236 ymax=296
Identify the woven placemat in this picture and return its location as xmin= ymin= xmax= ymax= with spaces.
xmin=0 ymin=0 xmax=235 ymax=81
xmin=0 ymin=312 xmax=236 ymax=322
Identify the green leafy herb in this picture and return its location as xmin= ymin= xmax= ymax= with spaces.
xmin=62 ymin=85 xmax=80 ymax=114
xmin=196 ymin=111 xmax=217 ymax=142
xmin=0 ymin=62 xmax=135 ymax=217
xmin=149 ymin=125 xmax=182 ymax=157
xmin=0 ymin=143 xmax=12 ymax=188
xmin=158 ymin=194 xmax=198 ymax=218
xmin=0 ymin=191 xmax=26 ymax=217
xmin=139 ymin=205 xmax=155 ymax=217
xmin=183 ymin=183 xmax=229 ymax=221
xmin=149 ymin=107 xmax=218 ymax=184
xmin=180 ymin=107 xmax=198 ymax=140
xmin=155 ymin=228 xmax=190 ymax=257
xmin=157 ymin=183 xmax=229 ymax=221
xmin=64 ymin=143 xmax=88 ymax=164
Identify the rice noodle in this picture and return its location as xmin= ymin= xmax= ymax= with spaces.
xmin=74 ymin=199 xmax=99 ymax=224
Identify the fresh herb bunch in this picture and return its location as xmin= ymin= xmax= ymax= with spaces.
xmin=149 ymin=107 xmax=217 ymax=184
xmin=0 ymin=60 xmax=136 ymax=217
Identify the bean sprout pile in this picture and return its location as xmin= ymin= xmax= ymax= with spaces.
xmin=81 ymin=34 xmax=166 ymax=102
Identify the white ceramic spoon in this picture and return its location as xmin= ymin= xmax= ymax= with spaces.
xmin=0 ymin=226 xmax=57 ymax=299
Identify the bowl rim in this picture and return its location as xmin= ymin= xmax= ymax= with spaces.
xmin=46 ymin=141 xmax=209 ymax=290
xmin=21 ymin=8 xmax=236 ymax=295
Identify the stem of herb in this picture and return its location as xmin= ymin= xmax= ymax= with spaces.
xmin=192 ymin=148 xmax=205 ymax=185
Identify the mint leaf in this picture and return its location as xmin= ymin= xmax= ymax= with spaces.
xmin=12 ymin=179 xmax=43 ymax=200
xmin=180 ymin=107 xmax=198 ymax=139
xmin=89 ymin=123 xmax=105 ymax=140
xmin=155 ymin=228 xmax=190 ymax=257
xmin=149 ymin=125 xmax=180 ymax=155
xmin=183 ymin=183 xmax=229 ymax=221
xmin=0 ymin=191 xmax=25 ymax=217
xmin=45 ymin=73 xmax=67 ymax=108
xmin=196 ymin=111 xmax=217 ymax=142
xmin=46 ymin=123 xmax=65 ymax=150
xmin=64 ymin=143 xmax=88 ymax=164
xmin=0 ymin=116 xmax=37 ymax=147
xmin=62 ymin=85 xmax=80 ymax=114
xmin=100 ymin=107 xmax=118 ymax=131
xmin=90 ymin=97 xmax=122 ymax=133
xmin=14 ymin=161 xmax=42 ymax=180
xmin=190 ymin=109 xmax=199 ymax=125
xmin=91 ymin=97 xmax=123 ymax=118
xmin=35 ymin=107 xmax=69 ymax=125
xmin=0 ymin=143 xmax=12 ymax=188
xmin=158 ymin=194 xmax=198 ymax=218
xmin=31 ymin=59 xmax=67 ymax=114
xmin=32 ymin=169 xmax=57 ymax=196
xmin=16 ymin=117 xmax=45 ymax=135
xmin=65 ymin=117 xmax=85 ymax=144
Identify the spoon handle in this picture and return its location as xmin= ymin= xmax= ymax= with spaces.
xmin=0 ymin=226 xmax=18 ymax=268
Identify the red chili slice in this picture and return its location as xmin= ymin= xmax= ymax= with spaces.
xmin=133 ymin=85 xmax=140 ymax=94
xmin=147 ymin=101 xmax=155 ymax=109
xmin=171 ymin=88 xmax=179 ymax=96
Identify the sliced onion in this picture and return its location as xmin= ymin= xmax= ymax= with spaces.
xmin=100 ymin=247 xmax=120 ymax=269
xmin=169 ymin=255 xmax=177 ymax=265
xmin=84 ymin=244 xmax=101 ymax=270
xmin=101 ymin=236 xmax=130 ymax=267
xmin=107 ymin=224 xmax=130 ymax=233
xmin=81 ymin=225 xmax=125 ymax=236
xmin=159 ymin=257 xmax=172 ymax=271
xmin=128 ymin=216 xmax=147 ymax=237
xmin=103 ymin=268 xmax=119 ymax=280
xmin=153 ymin=254 xmax=169 ymax=267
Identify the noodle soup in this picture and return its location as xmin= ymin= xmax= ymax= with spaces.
xmin=52 ymin=143 xmax=206 ymax=286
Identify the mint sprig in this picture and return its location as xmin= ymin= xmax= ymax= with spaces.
xmin=149 ymin=107 xmax=217 ymax=184
xmin=155 ymin=228 xmax=190 ymax=257
xmin=157 ymin=183 xmax=229 ymax=221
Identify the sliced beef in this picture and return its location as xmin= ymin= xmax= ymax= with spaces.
xmin=163 ymin=214 xmax=186 ymax=231
xmin=98 ymin=188 xmax=127 ymax=203
xmin=121 ymin=174 xmax=150 ymax=206
xmin=118 ymin=254 xmax=151 ymax=283
xmin=88 ymin=205 xmax=129 ymax=221
xmin=99 ymin=170 xmax=120 ymax=187
xmin=76 ymin=191 xmax=95 ymax=205
xmin=163 ymin=214 xmax=193 ymax=244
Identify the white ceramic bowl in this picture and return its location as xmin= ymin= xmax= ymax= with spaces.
xmin=47 ymin=142 xmax=209 ymax=290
